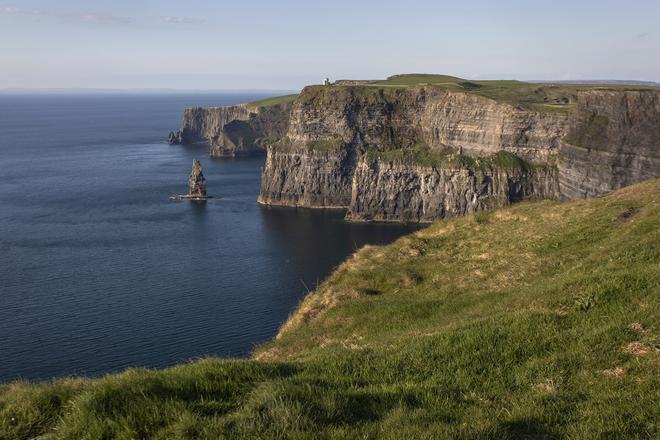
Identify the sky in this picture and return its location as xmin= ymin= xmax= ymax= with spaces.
xmin=0 ymin=0 xmax=658 ymax=90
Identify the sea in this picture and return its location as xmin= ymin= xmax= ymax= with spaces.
xmin=0 ymin=92 xmax=420 ymax=381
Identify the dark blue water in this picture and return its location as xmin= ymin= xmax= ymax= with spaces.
xmin=0 ymin=93 xmax=419 ymax=381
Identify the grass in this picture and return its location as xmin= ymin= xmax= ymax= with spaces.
xmin=374 ymin=74 xmax=466 ymax=86
xmin=2 ymin=180 xmax=659 ymax=439
xmin=248 ymin=94 xmax=299 ymax=108
xmin=250 ymin=73 xmax=658 ymax=114
xmin=364 ymin=73 xmax=658 ymax=113
xmin=244 ymin=73 xmax=658 ymax=117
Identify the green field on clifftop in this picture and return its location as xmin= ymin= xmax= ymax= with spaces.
xmin=253 ymin=74 xmax=660 ymax=113
xmin=248 ymin=94 xmax=299 ymax=108
xmin=2 ymin=180 xmax=659 ymax=439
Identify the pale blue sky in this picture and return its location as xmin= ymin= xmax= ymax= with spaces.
xmin=1 ymin=0 xmax=658 ymax=89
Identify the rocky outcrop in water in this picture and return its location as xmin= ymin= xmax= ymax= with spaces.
xmin=188 ymin=160 xmax=207 ymax=197
xmin=168 ymin=130 xmax=184 ymax=145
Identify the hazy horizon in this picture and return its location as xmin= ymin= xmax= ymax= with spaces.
xmin=1 ymin=0 xmax=659 ymax=89
xmin=1 ymin=77 xmax=659 ymax=93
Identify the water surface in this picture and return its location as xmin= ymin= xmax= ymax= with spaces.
xmin=0 ymin=93 xmax=420 ymax=381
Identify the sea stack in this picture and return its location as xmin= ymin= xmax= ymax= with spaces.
xmin=188 ymin=159 xmax=207 ymax=197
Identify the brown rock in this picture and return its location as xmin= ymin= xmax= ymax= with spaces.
xmin=188 ymin=160 xmax=206 ymax=197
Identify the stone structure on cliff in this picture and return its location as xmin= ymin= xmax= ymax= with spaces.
xmin=188 ymin=159 xmax=207 ymax=197
xmin=170 ymin=82 xmax=660 ymax=222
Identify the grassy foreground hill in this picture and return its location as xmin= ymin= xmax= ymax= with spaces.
xmin=2 ymin=180 xmax=659 ymax=439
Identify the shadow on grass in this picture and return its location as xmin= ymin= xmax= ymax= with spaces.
xmin=495 ymin=418 xmax=559 ymax=439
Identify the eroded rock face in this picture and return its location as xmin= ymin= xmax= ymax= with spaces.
xmin=283 ymin=86 xmax=569 ymax=163
xmin=257 ymin=147 xmax=354 ymax=208
xmin=168 ymin=130 xmax=183 ymax=145
xmin=258 ymin=86 xmax=568 ymax=220
xmin=346 ymin=159 xmax=558 ymax=223
xmin=188 ymin=160 xmax=206 ymax=197
xmin=172 ymin=85 xmax=658 ymax=222
xmin=559 ymin=90 xmax=660 ymax=199
xmin=169 ymin=103 xmax=292 ymax=157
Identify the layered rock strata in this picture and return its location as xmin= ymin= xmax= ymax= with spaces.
xmin=257 ymin=86 xmax=570 ymax=221
xmin=169 ymin=102 xmax=292 ymax=157
xmin=346 ymin=158 xmax=558 ymax=222
xmin=558 ymin=90 xmax=660 ymax=199
xmin=172 ymin=85 xmax=659 ymax=222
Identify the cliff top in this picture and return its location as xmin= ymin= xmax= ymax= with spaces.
xmin=256 ymin=73 xmax=660 ymax=113
xmin=247 ymin=93 xmax=299 ymax=108
xmin=3 ymin=179 xmax=658 ymax=438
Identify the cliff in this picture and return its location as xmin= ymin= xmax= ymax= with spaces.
xmin=346 ymin=155 xmax=558 ymax=222
xmin=258 ymin=85 xmax=569 ymax=221
xmin=257 ymin=84 xmax=659 ymax=222
xmin=169 ymin=101 xmax=292 ymax=157
xmin=559 ymin=89 xmax=660 ymax=199
xmin=258 ymin=147 xmax=354 ymax=208
xmin=171 ymin=77 xmax=659 ymax=222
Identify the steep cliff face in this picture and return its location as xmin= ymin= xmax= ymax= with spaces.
xmin=347 ymin=158 xmax=558 ymax=223
xmin=559 ymin=90 xmax=660 ymax=199
xmin=172 ymin=83 xmax=658 ymax=222
xmin=257 ymin=147 xmax=354 ymax=208
xmin=258 ymin=85 xmax=658 ymax=222
xmin=282 ymin=86 xmax=568 ymax=162
xmin=169 ymin=102 xmax=291 ymax=157
xmin=258 ymin=85 xmax=567 ymax=220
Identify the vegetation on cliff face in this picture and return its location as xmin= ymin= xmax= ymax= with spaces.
xmin=374 ymin=74 xmax=660 ymax=111
xmin=2 ymin=180 xmax=658 ymax=439
xmin=306 ymin=134 xmax=345 ymax=152
xmin=564 ymin=114 xmax=611 ymax=147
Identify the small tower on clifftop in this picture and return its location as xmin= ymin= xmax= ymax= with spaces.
xmin=323 ymin=78 xmax=331 ymax=86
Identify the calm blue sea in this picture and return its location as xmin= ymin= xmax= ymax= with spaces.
xmin=0 ymin=93 xmax=419 ymax=381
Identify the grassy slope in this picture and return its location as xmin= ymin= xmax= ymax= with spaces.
xmin=250 ymin=73 xmax=660 ymax=112
xmin=249 ymin=74 xmax=658 ymax=114
xmin=248 ymin=94 xmax=299 ymax=108
xmin=262 ymin=74 xmax=659 ymax=114
xmin=375 ymin=74 xmax=660 ymax=113
xmin=2 ymin=180 xmax=659 ymax=439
